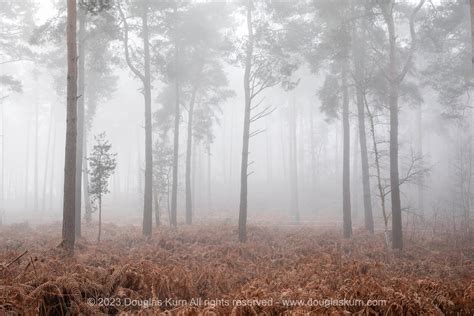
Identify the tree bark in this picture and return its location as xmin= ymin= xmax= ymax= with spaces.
xmin=342 ymin=64 xmax=352 ymax=239
xmin=62 ymin=0 xmax=78 ymax=254
xmin=118 ymin=1 xmax=153 ymax=237
xmin=381 ymin=0 xmax=424 ymax=250
xmin=386 ymin=8 xmax=403 ymax=250
xmin=185 ymin=87 xmax=197 ymax=225
xmin=75 ymin=9 xmax=85 ymax=237
xmin=238 ymin=0 xmax=253 ymax=243
xmin=352 ymin=18 xmax=374 ymax=233
xmin=170 ymin=5 xmax=180 ymax=228
xmin=142 ymin=3 xmax=153 ymax=237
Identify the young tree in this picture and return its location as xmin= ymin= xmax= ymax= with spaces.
xmin=88 ymin=133 xmax=117 ymax=242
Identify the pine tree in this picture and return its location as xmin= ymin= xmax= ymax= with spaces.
xmin=88 ymin=132 xmax=117 ymax=242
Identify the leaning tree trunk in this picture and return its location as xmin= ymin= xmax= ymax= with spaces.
xmin=342 ymin=64 xmax=352 ymax=239
xmin=75 ymin=9 xmax=85 ymax=237
xmin=185 ymin=87 xmax=197 ymax=225
xmin=238 ymin=0 xmax=253 ymax=243
xmin=170 ymin=5 xmax=180 ymax=228
xmin=62 ymin=0 xmax=78 ymax=254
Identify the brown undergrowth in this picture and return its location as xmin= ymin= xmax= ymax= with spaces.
xmin=0 ymin=221 xmax=472 ymax=315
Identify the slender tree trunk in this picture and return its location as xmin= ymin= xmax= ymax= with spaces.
xmin=352 ymin=19 xmax=374 ymax=233
xmin=49 ymin=123 xmax=57 ymax=211
xmin=153 ymin=188 xmax=160 ymax=226
xmin=170 ymin=5 xmax=180 ymax=228
xmin=289 ymin=100 xmax=299 ymax=223
xmin=75 ymin=10 xmax=86 ymax=237
xmin=342 ymin=64 xmax=352 ymax=239
xmin=62 ymin=0 xmax=78 ymax=254
xmin=385 ymin=6 xmax=403 ymax=250
xmin=98 ymin=195 xmax=102 ymax=242
xmin=417 ymin=105 xmax=424 ymax=218
xmin=185 ymin=87 xmax=197 ymax=225
xmin=207 ymin=145 xmax=212 ymax=211
xmin=238 ymin=0 xmax=253 ymax=243
xmin=365 ymin=99 xmax=388 ymax=229
xmin=34 ymin=84 xmax=38 ymax=212
xmin=83 ymin=132 xmax=92 ymax=222
xmin=309 ymin=103 xmax=317 ymax=193
xmin=142 ymin=4 xmax=153 ymax=237
xmin=24 ymin=117 xmax=30 ymax=210
xmin=351 ymin=124 xmax=359 ymax=219
xmin=118 ymin=1 xmax=152 ymax=237
xmin=42 ymin=105 xmax=54 ymax=212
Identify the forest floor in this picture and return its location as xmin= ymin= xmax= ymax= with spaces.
xmin=0 ymin=221 xmax=473 ymax=315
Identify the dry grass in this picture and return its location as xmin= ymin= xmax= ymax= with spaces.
xmin=0 ymin=221 xmax=472 ymax=315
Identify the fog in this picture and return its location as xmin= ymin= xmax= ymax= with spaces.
xmin=2 ymin=0 xmax=474 ymax=314
xmin=0 ymin=0 xmax=472 ymax=235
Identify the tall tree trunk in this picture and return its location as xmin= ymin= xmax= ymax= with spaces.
xmin=75 ymin=10 xmax=85 ymax=237
xmin=289 ymin=100 xmax=299 ymax=223
xmin=309 ymin=103 xmax=317 ymax=193
xmin=118 ymin=1 xmax=153 ymax=237
xmin=42 ymin=105 xmax=54 ymax=212
xmin=238 ymin=0 xmax=253 ymax=243
xmin=34 ymin=83 xmax=38 ymax=212
xmin=351 ymin=124 xmax=359 ymax=219
xmin=142 ymin=4 xmax=153 ymax=237
xmin=170 ymin=5 xmax=180 ymax=228
xmin=352 ymin=18 xmax=374 ymax=233
xmin=62 ymin=0 xmax=78 ymax=254
xmin=417 ymin=105 xmax=424 ymax=218
xmin=342 ymin=64 xmax=352 ymax=239
xmin=384 ymin=4 xmax=403 ymax=250
xmin=356 ymin=91 xmax=373 ymax=233
xmin=24 ymin=118 xmax=30 ymax=210
xmin=185 ymin=87 xmax=197 ymax=225
xmin=381 ymin=0 xmax=424 ymax=249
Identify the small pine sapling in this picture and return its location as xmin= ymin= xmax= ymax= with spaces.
xmin=88 ymin=132 xmax=117 ymax=242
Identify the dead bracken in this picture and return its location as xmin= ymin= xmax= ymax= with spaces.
xmin=0 ymin=222 xmax=472 ymax=315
